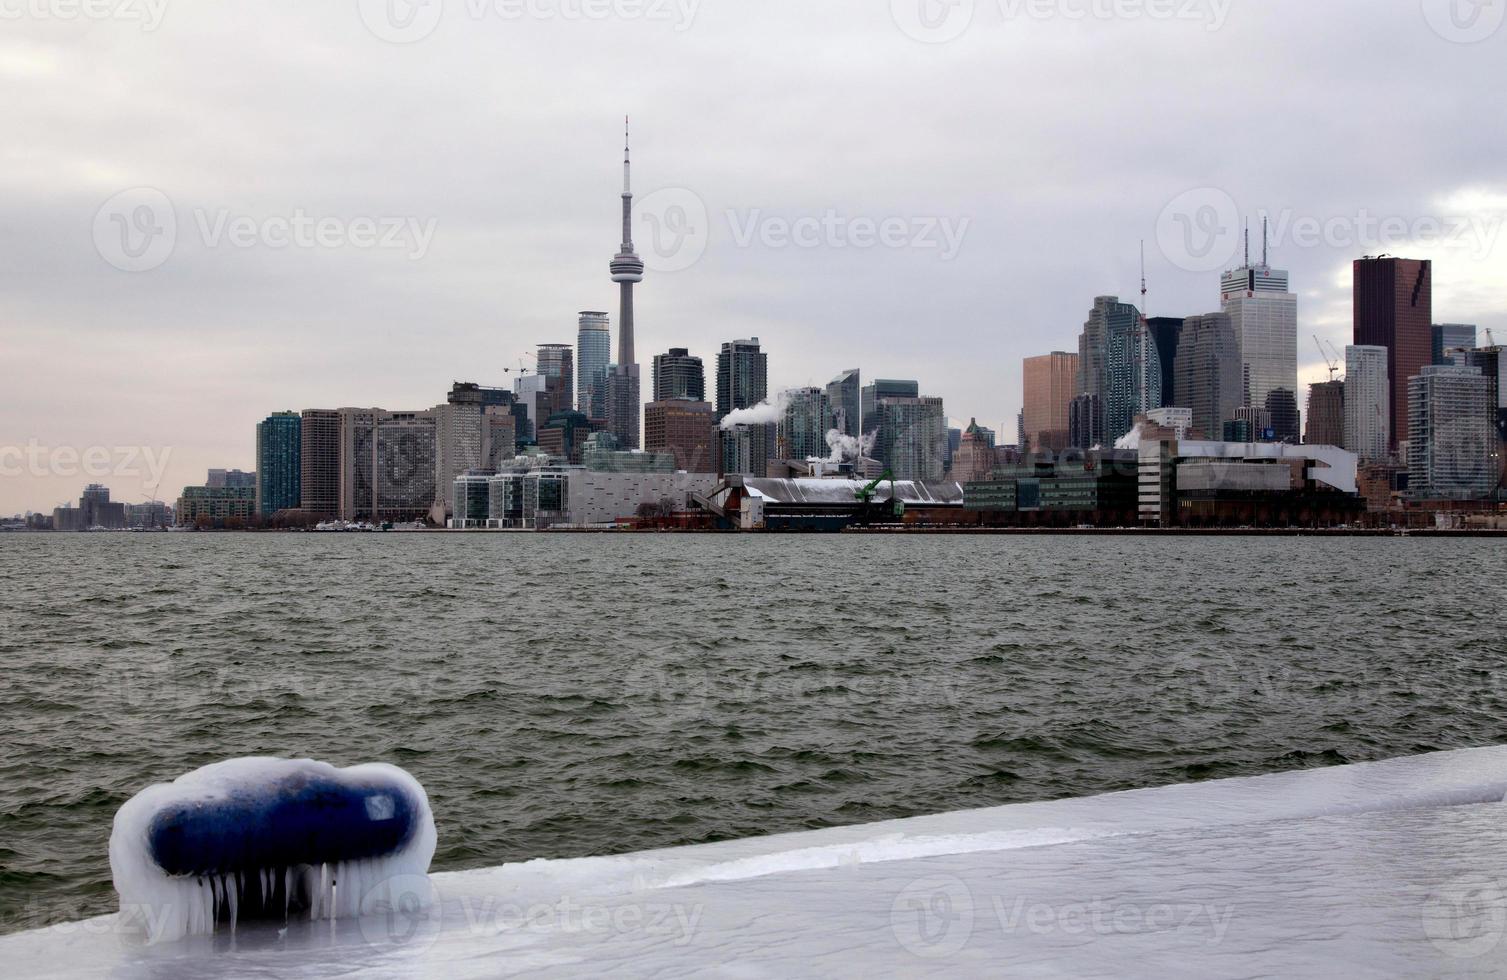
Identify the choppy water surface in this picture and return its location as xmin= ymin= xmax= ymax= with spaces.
xmin=1 ymin=533 xmax=1504 ymax=932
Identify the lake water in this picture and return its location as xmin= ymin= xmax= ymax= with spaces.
xmin=1 ymin=533 xmax=1504 ymax=933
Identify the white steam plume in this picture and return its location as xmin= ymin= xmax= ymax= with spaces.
xmin=825 ymin=429 xmax=875 ymax=463
xmin=720 ymin=389 xmax=791 ymax=430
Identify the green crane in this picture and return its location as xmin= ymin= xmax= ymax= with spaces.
xmin=854 ymin=469 xmax=904 ymax=521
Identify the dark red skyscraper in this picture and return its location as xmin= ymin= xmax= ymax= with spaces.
xmin=1353 ymin=256 xmax=1431 ymax=451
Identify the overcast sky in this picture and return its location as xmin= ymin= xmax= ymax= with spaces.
xmin=2 ymin=0 xmax=1505 ymax=513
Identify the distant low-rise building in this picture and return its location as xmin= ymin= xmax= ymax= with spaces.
xmin=480 ymin=465 xmax=718 ymax=529
xmin=53 ymin=484 xmax=128 ymax=531
xmin=176 ymin=485 xmax=256 ymax=527
xmin=1134 ymin=433 xmax=1361 ymax=528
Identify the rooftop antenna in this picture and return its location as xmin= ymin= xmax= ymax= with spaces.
xmin=1262 ymin=216 xmax=1269 ymax=266
xmin=1243 ymin=219 xmax=1250 ymax=267
xmin=1140 ymin=240 xmax=1148 ymax=316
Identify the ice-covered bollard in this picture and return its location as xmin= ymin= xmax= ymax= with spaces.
xmin=109 ymin=758 xmax=437 ymax=944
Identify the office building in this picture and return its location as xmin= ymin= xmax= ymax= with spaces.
xmin=603 ymin=366 xmax=642 ymax=450
xmin=536 ymin=344 xmax=575 ymax=419
xmin=644 ymin=399 xmax=717 ymax=472
xmin=1077 ymin=296 xmax=1157 ymax=444
xmin=1225 ymin=406 xmax=1273 ymax=443
xmin=652 ymin=348 xmax=706 ymax=403
xmin=1305 ymin=380 xmax=1345 ymax=447
xmin=537 ymin=411 xmax=598 ymax=464
xmin=950 ymin=419 xmax=997 ymax=483
xmin=1145 ymin=317 xmax=1184 ymax=408
xmin=1354 ymin=256 xmax=1432 ymax=451
xmin=1221 ymin=251 xmax=1298 ymax=414
xmin=1172 ymin=313 xmax=1242 ymax=441
xmin=1407 ymin=364 xmax=1496 ymax=500
xmin=860 ymin=379 xmax=919 ymax=438
xmin=1146 ymin=407 xmax=1193 ymax=439
xmin=577 ymin=311 xmax=611 ymax=415
xmin=1344 ymin=345 xmax=1391 ymax=462
xmin=1069 ymin=393 xmax=1104 ymax=450
xmin=826 ymin=369 xmax=861 ymax=438
xmin=1433 ymin=323 xmax=1477 ymax=365
xmin=255 ymin=411 xmax=302 ymax=517
xmin=1265 ymin=388 xmax=1300 ymax=444
xmin=1022 ymin=352 xmax=1078 ymax=453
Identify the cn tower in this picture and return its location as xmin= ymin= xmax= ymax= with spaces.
xmin=609 ymin=116 xmax=643 ymax=367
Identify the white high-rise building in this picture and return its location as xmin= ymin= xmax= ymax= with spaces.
xmin=1344 ymin=345 xmax=1390 ymax=462
xmin=1407 ymin=364 xmax=1496 ymax=500
xmin=1220 ymin=258 xmax=1297 ymax=413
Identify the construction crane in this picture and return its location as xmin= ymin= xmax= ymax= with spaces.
xmin=1314 ymin=335 xmax=1341 ymax=381
xmin=1487 ymin=328 xmax=1498 ymax=347
xmin=502 ymin=351 xmax=537 ymax=376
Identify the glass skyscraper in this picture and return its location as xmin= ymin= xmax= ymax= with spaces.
xmin=255 ymin=411 xmax=302 ymax=517
xmin=778 ymin=387 xmax=830 ymax=461
xmin=826 ymin=368 xmax=861 ymax=438
xmin=576 ymin=311 xmax=611 ymax=416
xmin=652 ymin=348 xmax=706 ymax=402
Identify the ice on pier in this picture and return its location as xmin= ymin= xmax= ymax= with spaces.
xmin=107 ymin=758 xmax=436 ymax=945
xmin=10 ymin=746 xmax=1507 ymax=976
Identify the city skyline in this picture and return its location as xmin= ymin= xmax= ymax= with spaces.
xmin=4 ymin=3 xmax=1506 ymax=515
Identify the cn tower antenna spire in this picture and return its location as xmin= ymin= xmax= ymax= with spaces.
xmin=610 ymin=115 xmax=644 ymax=373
